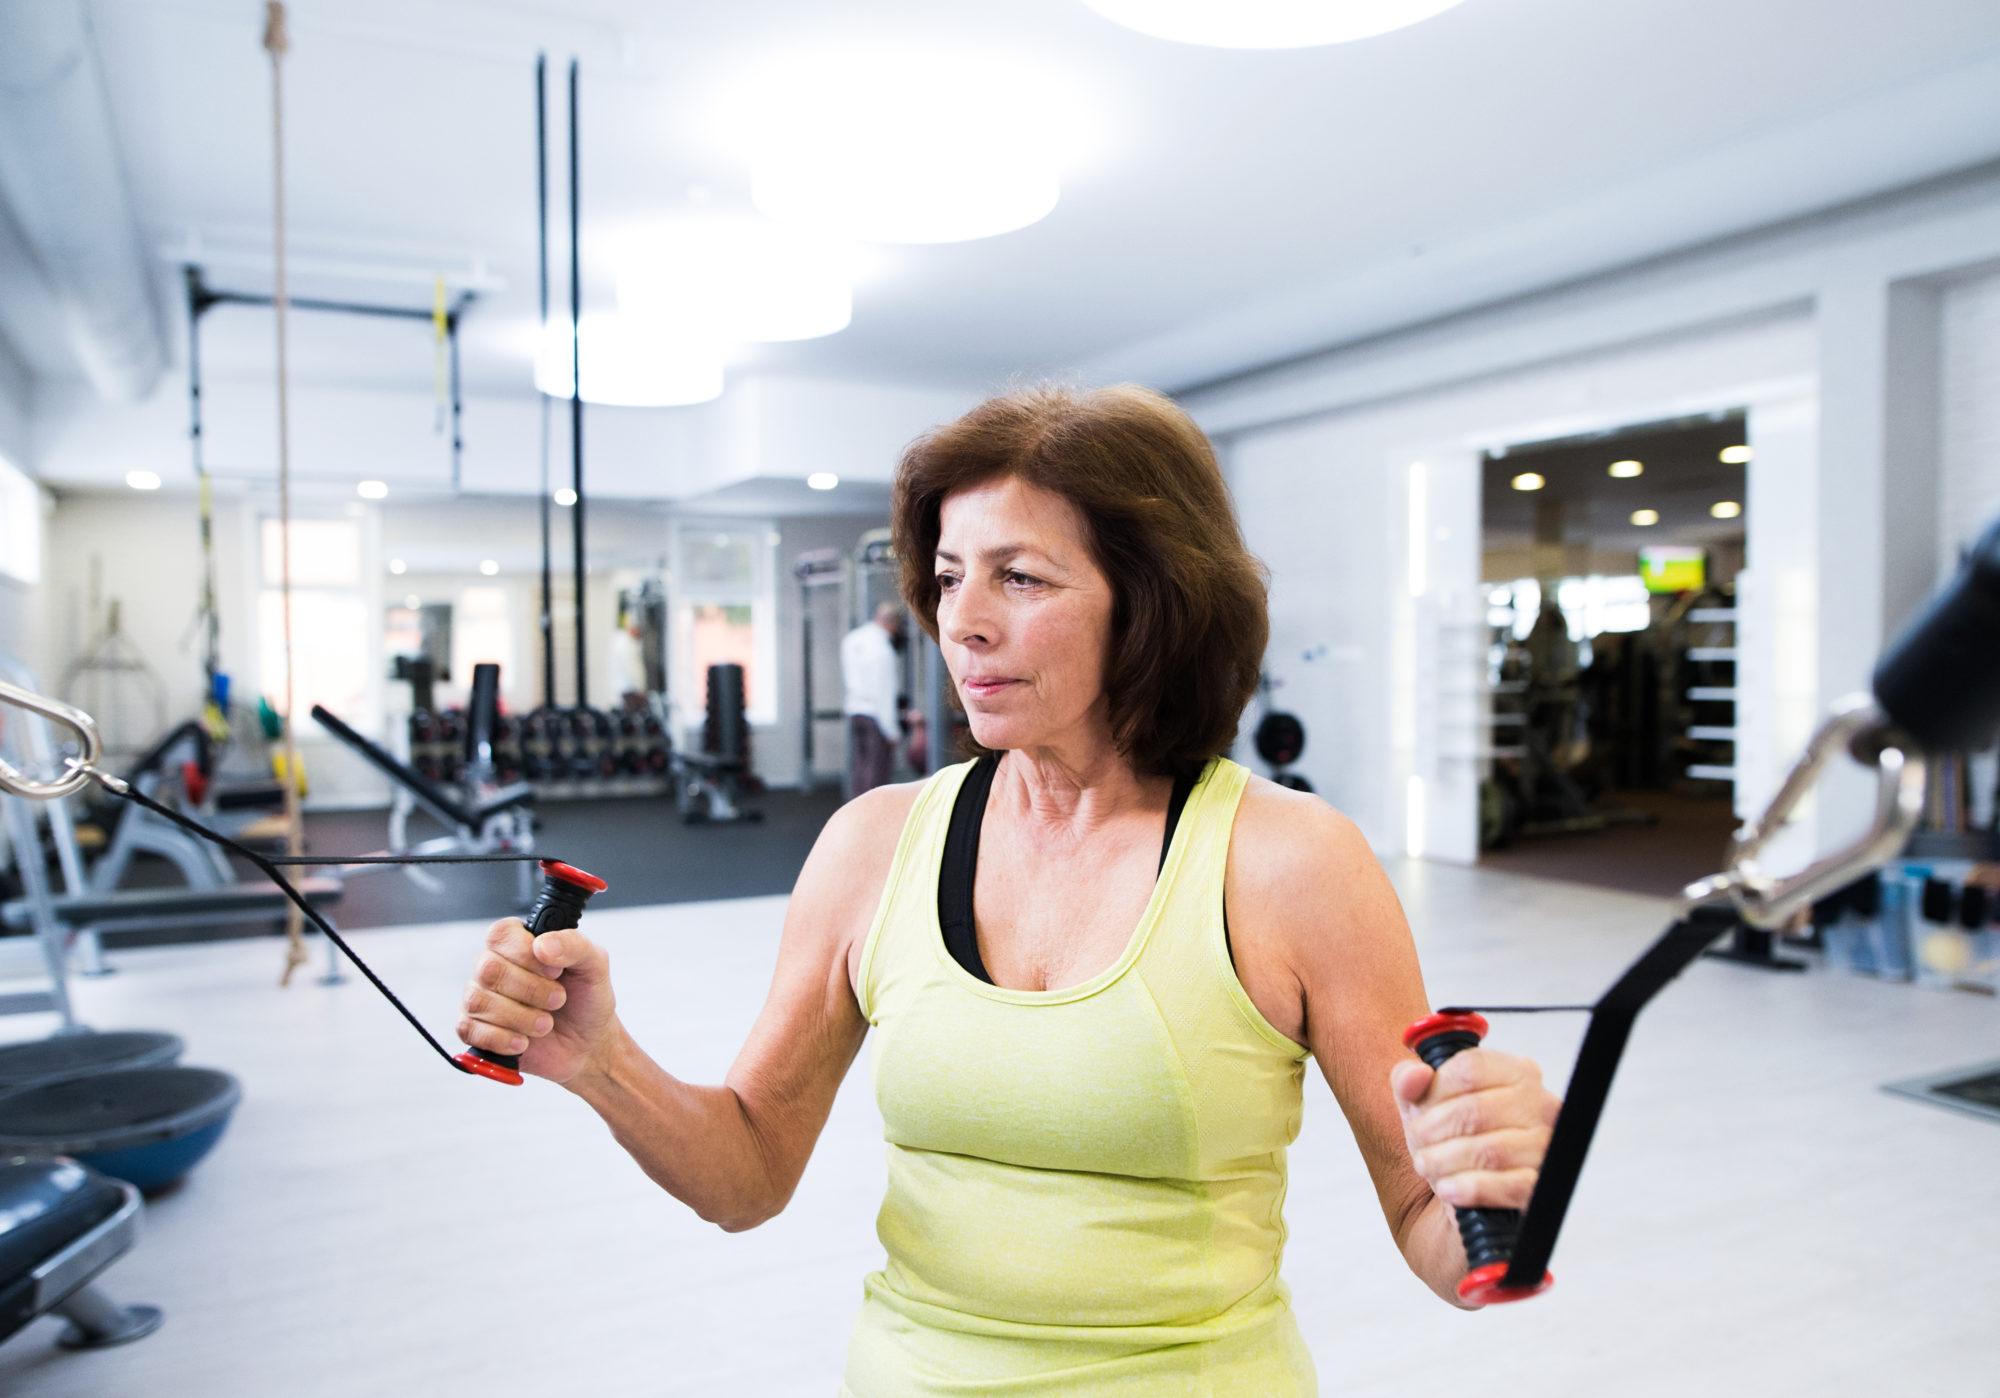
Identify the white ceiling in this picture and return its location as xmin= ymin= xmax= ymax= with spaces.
xmin=33 ymin=0 xmax=2000 ymax=400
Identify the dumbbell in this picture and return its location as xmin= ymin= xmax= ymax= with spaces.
xmin=452 ymin=860 xmax=609 ymax=1086
xmin=1402 ymin=1011 xmax=1555 ymax=1306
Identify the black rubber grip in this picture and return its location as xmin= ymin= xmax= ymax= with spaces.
xmin=467 ymin=865 xmax=602 ymax=1077
xmin=1410 ymin=1028 xmax=1523 ymax=1275
xmin=1872 ymin=514 xmax=2000 ymax=752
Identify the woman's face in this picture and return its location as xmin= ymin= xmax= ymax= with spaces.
xmin=933 ymin=476 xmax=1114 ymax=755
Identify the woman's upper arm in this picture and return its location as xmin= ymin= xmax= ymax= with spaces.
xmin=1231 ymin=783 xmax=1435 ymax=1244
xmin=720 ymin=781 xmax=918 ymax=1193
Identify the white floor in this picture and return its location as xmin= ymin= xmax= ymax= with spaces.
xmin=0 ymin=860 xmax=1994 ymax=1398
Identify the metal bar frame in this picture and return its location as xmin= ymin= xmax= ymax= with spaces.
xmin=184 ymin=263 xmax=476 ymax=488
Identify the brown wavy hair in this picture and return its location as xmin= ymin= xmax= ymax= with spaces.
xmin=891 ymin=384 xmax=1269 ymax=777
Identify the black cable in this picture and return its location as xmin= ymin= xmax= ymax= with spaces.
xmin=535 ymin=52 xmax=556 ymax=712
xmin=567 ymin=57 xmax=587 ymax=709
xmin=264 ymin=853 xmax=546 ymax=866
xmin=103 ymin=782 xmax=548 ymax=1076
xmin=1439 ymin=1004 xmax=1596 ymax=1015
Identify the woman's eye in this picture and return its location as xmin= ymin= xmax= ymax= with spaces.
xmin=1005 ymin=570 xmax=1039 ymax=587
xmin=935 ymin=573 xmax=961 ymax=591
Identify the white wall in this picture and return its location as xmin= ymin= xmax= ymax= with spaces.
xmin=0 ymin=337 xmax=40 ymax=674
xmin=30 ymin=369 xmax=973 ymax=501
xmin=37 ymin=489 xmax=255 ymax=748
xmin=1202 ymin=168 xmax=2000 ymax=865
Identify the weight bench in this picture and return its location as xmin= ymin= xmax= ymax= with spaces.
xmin=2 ymin=878 xmax=345 ymax=948
xmin=673 ymin=751 xmax=764 ymax=824
xmin=0 ymin=1155 xmax=160 ymax=1350
xmin=310 ymin=705 xmax=537 ymax=899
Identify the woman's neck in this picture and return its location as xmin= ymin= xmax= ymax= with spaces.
xmin=991 ymin=730 xmax=1165 ymax=845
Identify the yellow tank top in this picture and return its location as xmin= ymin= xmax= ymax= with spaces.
xmin=842 ymin=757 xmax=1316 ymax=1397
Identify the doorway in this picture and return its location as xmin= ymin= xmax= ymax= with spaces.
xmin=1476 ymin=412 xmax=1750 ymax=895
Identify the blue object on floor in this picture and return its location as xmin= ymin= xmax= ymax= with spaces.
xmin=0 ymin=1068 xmax=240 ymax=1194
xmin=0 ymin=1031 xmax=184 ymax=1091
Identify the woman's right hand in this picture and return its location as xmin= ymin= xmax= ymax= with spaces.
xmin=458 ymin=919 xmax=619 ymax=1086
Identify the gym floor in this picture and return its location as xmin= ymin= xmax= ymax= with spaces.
xmin=0 ymin=861 xmax=1991 ymax=1397
xmin=1480 ymin=789 xmax=1741 ymax=899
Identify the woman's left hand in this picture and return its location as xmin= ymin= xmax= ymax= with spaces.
xmin=1391 ymin=1049 xmax=1562 ymax=1212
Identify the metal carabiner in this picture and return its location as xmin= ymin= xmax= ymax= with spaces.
xmin=1726 ymin=697 xmax=1928 ymax=929
xmin=0 ymin=679 xmax=106 ymax=801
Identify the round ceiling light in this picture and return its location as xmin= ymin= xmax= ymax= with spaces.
xmin=807 ymin=472 xmax=839 ymax=491
xmin=1077 ymin=0 xmax=1470 ymax=47
xmin=747 ymin=59 xmax=1063 ymax=244
xmin=1631 ymin=509 xmax=1660 ymax=527
xmin=125 ymin=470 xmax=161 ymax=491
xmin=1608 ymin=459 xmax=1643 ymax=479
xmin=535 ymin=316 xmax=724 ymax=407
xmin=1510 ymin=472 xmax=1546 ymax=492
xmin=1710 ymin=500 xmax=1742 ymax=520
xmin=619 ymin=217 xmax=853 ymax=343
xmin=357 ymin=480 xmax=388 ymax=500
xmin=1719 ymin=444 xmax=1753 ymax=464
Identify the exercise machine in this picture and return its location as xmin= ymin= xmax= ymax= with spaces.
xmin=0 ymin=1156 xmax=160 ymax=1350
xmin=674 ymin=663 xmax=764 ymax=824
xmin=309 ymin=693 xmax=538 ymax=902
xmin=795 ymin=548 xmax=851 ymax=791
xmin=1 ymin=683 xmax=342 ymax=1023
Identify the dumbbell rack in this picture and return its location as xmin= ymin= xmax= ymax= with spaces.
xmin=408 ymin=705 xmax=674 ymax=802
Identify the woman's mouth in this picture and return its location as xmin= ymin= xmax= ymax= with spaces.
xmin=962 ymin=676 xmax=1017 ymax=698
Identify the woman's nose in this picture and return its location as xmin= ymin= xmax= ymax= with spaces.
xmin=943 ymin=582 xmax=995 ymax=648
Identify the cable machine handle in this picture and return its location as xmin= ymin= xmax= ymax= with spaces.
xmin=453 ymin=860 xmax=608 ymax=1086
xmin=1403 ymin=1011 xmax=1555 ymax=1306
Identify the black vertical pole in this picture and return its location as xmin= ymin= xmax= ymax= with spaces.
xmin=535 ymin=53 xmax=555 ymax=710
xmin=567 ymin=57 xmax=587 ymax=710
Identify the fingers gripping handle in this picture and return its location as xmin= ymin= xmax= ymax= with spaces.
xmin=1402 ymin=1012 xmax=1555 ymax=1306
xmin=454 ymin=861 xmax=608 ymax=1086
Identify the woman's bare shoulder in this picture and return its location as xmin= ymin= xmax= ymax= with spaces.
xmin=1229 ymin=772 xmax=1379 ymax=898
xmin=824 ymin=778 xmax=927 ymax=850
xmin=801 ymin=779 xmax=930 ymax=917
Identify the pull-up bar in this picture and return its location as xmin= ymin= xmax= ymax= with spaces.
xmin=182 ymin=263 xmax=477 ymax=491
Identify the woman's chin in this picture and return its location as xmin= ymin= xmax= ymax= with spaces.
xmin=963 ymin=714 xmax=1026 ymax=752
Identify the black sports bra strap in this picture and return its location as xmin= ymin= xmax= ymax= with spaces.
xmin=939 ymin=754 xmax=1001 ymax=983
xmin=939 ymin=757 xmax=1201 ymax=986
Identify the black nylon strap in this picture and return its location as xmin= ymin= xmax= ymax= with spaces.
xmin=1502 ymin=900 xmax=1740 ymax=1286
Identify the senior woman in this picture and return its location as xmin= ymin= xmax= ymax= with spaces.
xmin=457 ymin=385 xmax=1561 ymax=1395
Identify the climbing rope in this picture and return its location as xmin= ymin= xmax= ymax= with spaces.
xmin=262 ymin=1 xmax=308 ymax=987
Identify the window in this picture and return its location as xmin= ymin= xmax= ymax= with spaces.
xmin=259 ymin=517 xmax=369 ymax=721
xmin=671 ymin=523 xmax=776 ymax=728
xmin=1488 ymin=575 xmax=1651 ymax=643
xmin=452 ymin=587 xmax=515 ymax=690
xmin=0 ymin=454 xmax=41 ymax=586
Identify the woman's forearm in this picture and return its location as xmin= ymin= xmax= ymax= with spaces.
xmin=1400 ymin=1194 xmax=1481 ymax=1310
xmin=567 ymin=1021 xmax=782 ymax=1232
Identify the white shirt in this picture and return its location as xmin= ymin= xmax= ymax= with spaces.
xmin=841 ymin=623 xmax=902 ymax=741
